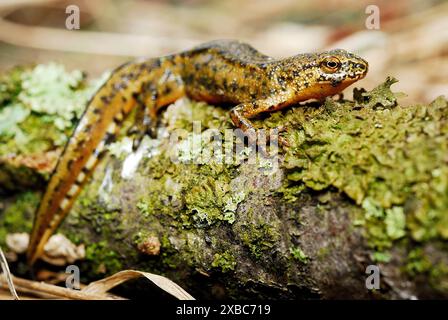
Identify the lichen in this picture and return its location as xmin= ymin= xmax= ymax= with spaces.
xmin=0 ymin=63 xmax=107 ymax=156
xmin=239 ymin=215 xmax=280 ymax=259
xmin=275 ymin=78 xmax=447 ymax=279
xmin=211 ymin=251 xmax=237 ymax=273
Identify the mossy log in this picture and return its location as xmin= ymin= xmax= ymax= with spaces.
xmin=0 ymin=65 xmax=447 ymax=299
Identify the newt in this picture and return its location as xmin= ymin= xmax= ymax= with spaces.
xmin=27 ymin=40 xmax=368 ymax=264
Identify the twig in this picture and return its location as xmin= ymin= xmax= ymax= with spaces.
xmin=0 ymin=274 xmax=125 ymax=300
xmin=0 ymin=246 xmax=19 ymax=300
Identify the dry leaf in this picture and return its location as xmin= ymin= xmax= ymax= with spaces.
xmin=82 ymin=270 xmax=195 ymax=300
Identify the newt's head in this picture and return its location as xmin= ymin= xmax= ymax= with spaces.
xmin=317 ymin=49 xmax=368 ymax=86
xmin=291 ymin=49 xmax=368 ymax=100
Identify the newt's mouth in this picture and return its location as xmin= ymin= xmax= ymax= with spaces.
xmin=357 ymin=69 xmax=368 ymax=80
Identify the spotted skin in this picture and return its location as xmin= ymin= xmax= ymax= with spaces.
xmin=27 ymin=40 xmax=368 ymax=264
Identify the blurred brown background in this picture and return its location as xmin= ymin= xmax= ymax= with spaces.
xmin=0 ymin=0 xmax=446 ymax=104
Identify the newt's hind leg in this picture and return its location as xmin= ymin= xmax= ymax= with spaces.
xmin=128 ymin=89 xmax=158 ymax=150
xmin=130 ymin=78 xmax=185 ymax=150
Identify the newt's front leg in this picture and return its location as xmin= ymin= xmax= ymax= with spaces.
xmin=229 ymin=95 xmax=292 ymax=152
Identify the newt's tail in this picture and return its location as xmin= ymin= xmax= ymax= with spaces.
xmin=27 ymin=60 xmax=152 ymax=265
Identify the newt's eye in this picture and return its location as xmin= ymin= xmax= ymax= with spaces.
xmin=321 ymin=57 xmax=341 ymax=73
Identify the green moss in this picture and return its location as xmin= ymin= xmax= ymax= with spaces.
xmin=372 ymin=251 xmax=391 ymax=263
xmin=85 ymin=240 xmax=122 ymax=275
xmin=405 ymin=248 xmax=431 ymax=276
xmin=316 ymin=246 xmax=330 ymax=260
xmin=0 ymin=191 xmax=39 ymax=245
xmin=240 ymin=217 xmax=280 ymax=259
xmin=136 ymin=199 xmax=153 ymax=218
xmin=429 ymin=262 xmax=448 ymax=292
xmin=211 ymin=251 xmax=237 ymax=273
xmin=132 ymin=230 xmax=152 ymax=246
xmin=159 ymin=234 xmax=181 ymax=269
xmin=290 ymin=246 xmax=308 ymax=264
xmin=405 ymin=247 xmax=448 ymax=293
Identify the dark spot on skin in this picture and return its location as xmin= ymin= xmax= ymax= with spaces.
xmin=132 ymin=92 xmax=140 ymax=101
xmin=331 ymin=79 xmax=340 ymax=87
xmin=66 ymin=159 xmax=74 ymax=171
xmin=152 ymin=59 xmax=161 ymax=68
xmin=83 ymin=125 xmax=91 ymax=133
xmin=53 ymin=183 xmax=61 ymax=193
xmin=163 ymin=86 xmax=172 ymax=95
xmin=292 ymin=70 xmax=300 ymax=77
xmin=198 ymin=76 xmax=210 ymax=88
xmin=138 ymin=63 xmax=147 ymax=71
xmin=101 ymin=96 xmax=111 ymax=104
xmin=184 ymin=74 xmax=194 ymax=85
xmin=121 ymin=96 xmax=127 ymax=103
xmin=231 ymin=81 xmax=238 ymax=92
xmin=104 ymin=133 xmax=116 ymax=144
xmin=93 ymin=108 xmax=102 ymax=115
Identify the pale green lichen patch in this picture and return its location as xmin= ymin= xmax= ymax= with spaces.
xmin=0 ymin=64 xmax=107 ymax=156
